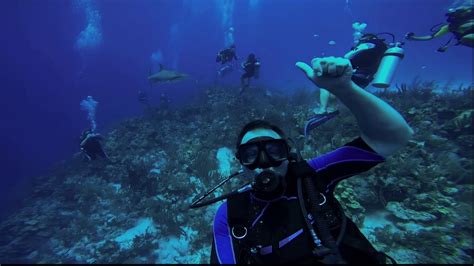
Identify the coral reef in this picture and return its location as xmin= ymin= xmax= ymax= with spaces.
xmin=0 ymin=81 xmax=472 ymax=263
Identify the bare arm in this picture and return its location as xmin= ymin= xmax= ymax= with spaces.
xmin=296 ymin=57 xmax=413 ymax=157
xmin=405 ymin=24 xmax=450 ymax=40
xmin=333 ymin=82 xmax=414 ymax=157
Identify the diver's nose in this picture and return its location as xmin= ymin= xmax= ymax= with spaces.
xmin=257 ymin=150 xmax=272 ymax=168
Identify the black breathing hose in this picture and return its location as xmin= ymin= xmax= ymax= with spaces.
xmin=335 ymin=199 xmax=347 ymax=246
xmin=189 ymin=170 xmax=245 ymax=209
xmin=301 ymin=177 xmax=346 ymax=263
xmin=376 ymin=32 xmax=396 ymax=44
xmin=297 ymin=178 xmax=331 ymax=256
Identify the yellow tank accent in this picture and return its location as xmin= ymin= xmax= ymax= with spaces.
xmin=433 ymin=25 xmax=450 ymax=38
xmin=460 ymin=33 xmax=474 ymax=47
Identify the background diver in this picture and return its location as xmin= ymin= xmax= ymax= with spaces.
xmin=209 ymin=56 xmax=413 ymax=264
xmin=305 ymin=33 xmax=404 ymax=138
xmin=405 ymin=5 xmax=474 ymax=52
xmin=240 ymin=53 xmax=261 ymax=94
xmin=216 ymin=44 xmax=238 ymax=77
xmin=80 ymin=129 xmax=109 ymax=162
xmin=216 ymin=44 xmax=238 ymax=64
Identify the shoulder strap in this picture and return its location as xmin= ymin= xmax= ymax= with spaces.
xmin=227 ymin=191 xmax=252 ymax=225
xmin=227 ymin=192 xmax=261 ymax=263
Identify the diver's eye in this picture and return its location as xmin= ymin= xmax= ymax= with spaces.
xmin=240 ymin=145 xmax=259 ymax=164
xmin=245 ymin=148 xmax=258 ymax=157
xmin=265 ymin=141 xmax=287 ymax=161
xmin=266 ymin=144 xmax=282 ymax=156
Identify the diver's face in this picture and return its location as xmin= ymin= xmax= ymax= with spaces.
xmin=238 ymin=128 xmax=290 ymax=177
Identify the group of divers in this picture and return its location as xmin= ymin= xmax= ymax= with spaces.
xmin=80 ymin=5 xmax=473 ymax=162
xmin=76 ymin=6 xmax=472 ymax=264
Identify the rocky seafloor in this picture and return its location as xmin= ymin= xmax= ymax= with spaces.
xmin=0 ymin=79 xmax=473 ymax=264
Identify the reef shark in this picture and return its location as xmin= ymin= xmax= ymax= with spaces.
xmin=147 ymin=64 xmax=188 ymax=85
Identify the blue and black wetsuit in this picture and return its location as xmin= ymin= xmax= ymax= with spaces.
xmin=211 ymin=137 xmax=388 ymax=264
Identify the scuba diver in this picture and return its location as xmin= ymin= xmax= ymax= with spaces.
xmin=405 ymin=5 xmax=474 ymax=52
xmin=216 ymin=44 xmax=238 ymax=64
xmin=201 ymin=56 xmax=412 ymax=264
xmin=240 ymin=53 xmax=261 ymax=94
xmin=216 ymin=45 xmax=238 ymax=77
xmin=80 ymin=129 xmax=109 ymax=161
xmin=306 ymin=33 xmax=404 ymax=138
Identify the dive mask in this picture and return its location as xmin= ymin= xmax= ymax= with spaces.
xmin=236 ymin=138 xmax=290 ymax=170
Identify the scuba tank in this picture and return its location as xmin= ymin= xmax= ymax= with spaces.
xmin=254 ymin=61 xmax=261 ymax=79
xmin=345 ymin=33 xmax=404 ymax=89
xmin=372 ymin=42 xmax=405 ymax=88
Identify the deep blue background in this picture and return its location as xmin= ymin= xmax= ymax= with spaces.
xmin=0 ymin=0 xmax=472 ymax=220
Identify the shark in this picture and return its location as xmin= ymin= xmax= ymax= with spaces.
xmin=147 ymin=64 xmax=188 ymax=85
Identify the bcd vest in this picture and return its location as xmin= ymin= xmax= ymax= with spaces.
xmin=226 ymin=175 xmax=392 ymax=264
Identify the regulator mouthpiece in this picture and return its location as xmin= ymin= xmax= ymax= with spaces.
xmin=254 ymin=171 xmax=281 ymax=193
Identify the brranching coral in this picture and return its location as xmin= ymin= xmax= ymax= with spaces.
xmin=0 ymin=81 xmax=472 ymax=263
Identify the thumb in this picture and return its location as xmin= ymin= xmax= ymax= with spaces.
xmin=295 ymin=62 xmax=314 ymax=79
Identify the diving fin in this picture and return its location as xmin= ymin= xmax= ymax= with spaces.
xmin=437 ymin=36 xmax=454 ymax=52
xmin=304 ymin=110 xmax=340 ymax=138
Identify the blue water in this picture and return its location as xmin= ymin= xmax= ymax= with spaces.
xmin=0 ymin=0 xmax=471 ymax=220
